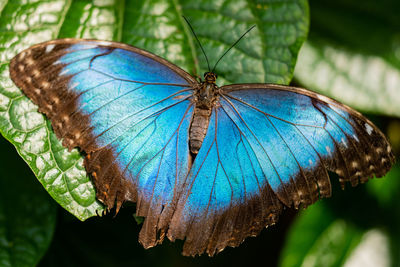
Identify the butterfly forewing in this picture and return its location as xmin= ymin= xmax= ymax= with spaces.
xmin=9 ymin=39 xmax=197 ymax=247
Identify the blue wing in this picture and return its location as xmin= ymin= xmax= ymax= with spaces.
xmin=10 ymin=39 xmax=197 ymax=247
xmin=167 ymin=84 xmax=394 ymax=256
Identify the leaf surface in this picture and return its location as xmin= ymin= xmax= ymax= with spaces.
xmin=294 ymin=0 xmax=400 ymax=116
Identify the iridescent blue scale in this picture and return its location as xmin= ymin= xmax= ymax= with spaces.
xmin=9 ymin=39 xmax=394 ymax=257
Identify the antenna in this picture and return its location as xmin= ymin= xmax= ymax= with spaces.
xmin=183 ymin=16 xmax=211 ymax=72
xmin=211 ymin=25 xmax=256 ymax=73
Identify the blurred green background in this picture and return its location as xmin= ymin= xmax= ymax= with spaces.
xmin=0 ymin=0 xmax=399 ymax=266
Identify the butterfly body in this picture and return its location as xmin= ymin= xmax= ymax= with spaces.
xmin=9 ymin=39 xmax=394 ymax=256
xmin=190 ymin=72 xmax=219 ymax=154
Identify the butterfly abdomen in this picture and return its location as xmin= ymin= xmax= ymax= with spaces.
xmin=189 ymin=106 xmax=212 ymax=154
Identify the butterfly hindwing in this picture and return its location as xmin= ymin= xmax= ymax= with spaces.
xmin=9 ymin=39 xmax=197 ymax=246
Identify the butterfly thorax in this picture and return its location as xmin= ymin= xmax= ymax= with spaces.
xmin=189 ymin=72 xmax=219 ymax=155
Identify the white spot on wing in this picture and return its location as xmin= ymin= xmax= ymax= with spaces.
xmin=41 ymin=81 xmax=50 ymax=89
xmin=336 ymin=169 xmax=344 ymax=176
xmin=365 ymin=123 xmax=374 ymax=135
xmin=18 ymin=51 xmax=26 ymax=60
xmin=316 ymin=94 xmax=331 ymax=103
xmin=369 ymin=165 xmax=375 ymax=170
xmin=45 ymin=44 xmax=55 ymax=53
xmin=326 ymin=145 xmax=332 ymax=154
xmin=341 ymin=137 xmax=348 ymax=147
xmin=97 ymin=41 xmax=112 ymax=46
xmin=32 ymin=69 xmax=40 ymax=77
xmin=297 ymin=190 xmax=303 ymax=197
xmin=26 ymin=58 xmax=34 ymax=66
xmin=78 ymin=44 xmax=98 ymax=49
xmin=59 ymin=68 xmax=70 ymax=76
xmin=70 ymin=82 xmax=80 ymax=89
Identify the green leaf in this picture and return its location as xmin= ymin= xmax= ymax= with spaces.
xmin=366 ymin=163 xmax=400 ymax=208
xmin=0 ymin=0 xmax=105 ymax=220
xmin=294 ymin=0 xmax=400 ymax=117
xmin=343 ymin=229 xmax=391 ymax=267
xmin=0 ymin=137 xmax=56 ymax=267
xmin=280 ymin=200 xmax=393 ymax=267
xmin=366 ymin=163 xmax=400 ymax=265
xmin=121 ymin=0 xmax=309 ymax=85
xmin=0 ymin=0 xmax=309 ymax=220
xmin=280 ymin=162 xmax=400 ymax=267
xmin=279 ymin=202 xmax=363 ymax=267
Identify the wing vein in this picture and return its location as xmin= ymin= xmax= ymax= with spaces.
xmin=86 ymin=94 xmax=192 ymax=142
xmin=223 ymin=93 xmax=322 ymax=127
xmin=220 ymin=95 xmax=290 ymax=202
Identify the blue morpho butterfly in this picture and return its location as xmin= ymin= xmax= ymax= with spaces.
xmin=9 ymin=25 xmax=394 ymax=256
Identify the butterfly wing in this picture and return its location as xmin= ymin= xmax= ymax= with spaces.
xmin=9 ymin=39 xmax=197 ymax=246
xmin=167 ymin=83 xmax=394 ymax=256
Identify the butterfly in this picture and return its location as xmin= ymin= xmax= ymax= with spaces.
xmin=9 ymin=38 xmax=394 ymax=256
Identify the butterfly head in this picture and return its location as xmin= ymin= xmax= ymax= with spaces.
xmin=195 ymin=72 xmax=218 ymax=109
xmin=204 ymin=72 xmax=217 ymax=84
